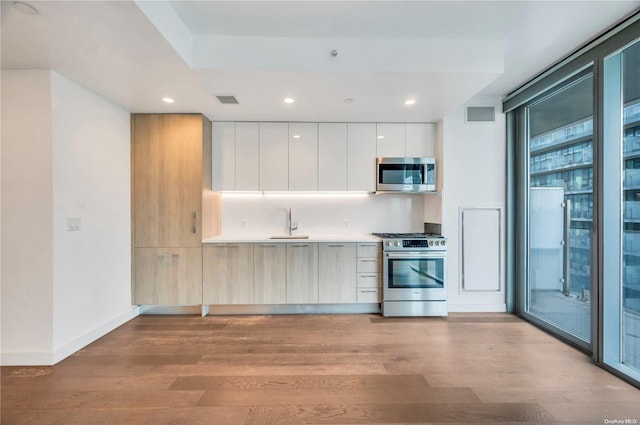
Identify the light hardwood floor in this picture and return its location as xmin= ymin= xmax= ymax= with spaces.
xmin=2 ymin=313 xmax=639 ymax=424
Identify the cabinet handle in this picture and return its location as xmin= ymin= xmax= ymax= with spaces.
xmin=192 ymin=212 xmax=197 ymax=234
xmin=328 ymin=244 xmax=345 ymax=247
xmin=291 ymin=244 xmax=309 ymax=248
xmin=213 ymin=244 xmax=239 ymax=248
xmin=360 ymin=259 xmax=378 ymax=262
xmin=359 ymin=243 xmax=378 ymax=247
xmin=360 ymin=274 xmax=378 ymax=278
xmin=359 ymin=289 xmax=378 ymax=293
xmin=259 ymin=244 xmax=278 ymax=248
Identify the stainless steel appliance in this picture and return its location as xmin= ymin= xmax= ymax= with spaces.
xmin=372 ymin=232 xmax=447 ymax=317
xmin=376 ymin=157 xmax=436 ymax=193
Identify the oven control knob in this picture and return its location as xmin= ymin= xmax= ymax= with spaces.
xmin=428 ymin=240 xmax=434 ymax=246
xmin=394 ymin=241 xmax=401 ymax=246
xmin=385 ymin=241 xmax=391 ymax=246
xmin=441 ymin=240 xmax=446 ymax=246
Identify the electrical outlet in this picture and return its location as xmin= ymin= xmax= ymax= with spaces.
xmin=240 ymin=219 xmax=248 ymax=228
xmin=67 ymin=217 xmax=81 ymax=231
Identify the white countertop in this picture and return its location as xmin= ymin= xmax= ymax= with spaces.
xmin=203 ymin=234 xmax=382 ymax=243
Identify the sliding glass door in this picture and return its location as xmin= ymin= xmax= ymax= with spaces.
xmin=603 ymin=39 xmax=640 ymax=381
xmin=508 ymin=18 xmax=640 ymax=386
xmin=524 ymin=70 xmax=594 ymax=347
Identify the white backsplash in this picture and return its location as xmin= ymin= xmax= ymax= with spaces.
xmin=220 ymin=193 xmax=425 ymax=235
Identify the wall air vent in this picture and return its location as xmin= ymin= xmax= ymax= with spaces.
xmin=216 ymin=95 xmax=239 ymax=104
xmin=466 ymin=106 xmax=495 ymax=123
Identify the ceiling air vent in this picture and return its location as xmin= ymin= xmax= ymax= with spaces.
xmin=216 ymin=95 xmax=239 ymax=104
xmin=466 ymin=106 xmax=495 ymax=123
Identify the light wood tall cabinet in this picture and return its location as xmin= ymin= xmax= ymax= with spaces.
xmin=203 ymin=244 xmax=254 ymax=304
xmin=131 ymin=113 xmax=216 ymax=305
xmin=318 ymin=243 xmax=357 ymax=303
xmin=286 ymin=243 xmax=319 ymax=304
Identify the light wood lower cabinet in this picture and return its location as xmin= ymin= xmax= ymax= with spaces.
xmin=319 ymin=243 xmax=357 ymax=303
xmin=254 ymin=243 xmax=287 ymax=304
xmin=203 ymin=244 xmax=254 ymax=304
xmin=356 ymin=242 xmax=382 ymax=303
xmin=286 ymin=243 xmax=319 ymax=304
xmin=134 ymin=247 xmax=202 ymax=305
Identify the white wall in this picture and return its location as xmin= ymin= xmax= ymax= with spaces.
xmin=50 ymin=72 xmax=135 ymax=362
xmin=440 ymin=97 xmax=507 ymax=312
xmin=1 ymin=71 xmax=55 ymax=363
xmin=1 ymin=71 xmax=136 ymax=365
xmin=220 ymin=193 xmax=425 ymax=235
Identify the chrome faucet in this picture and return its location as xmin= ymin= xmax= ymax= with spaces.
xmin=288 ymin=207 xmax=298 ymax=235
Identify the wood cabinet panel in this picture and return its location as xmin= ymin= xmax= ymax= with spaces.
xmin=357 ymin=242 xmax=381 ymax=258
xmin=235 ymin=122 xmax=260 ymax=191
xmin=357 ymin=287 xmax=381 ymax=303
xmin=347 ymin=123 xmax=377 ymax=192
xmin=203 ymin=244 xmax=254 ymax=304
xmin=318 ymin=123 xmax=347 ymax=191
xmin=259 ymin=122 xmax=289 ymax=191
xmin=134 ymin=247 xmax=202 ymax=305
xmin=253 ymin=243 xmax=287 ymax=304
xmin=286 ymin=243 xmax=318 ymax=304
xmin=357 ymin=257 xmax=381 ymax=273
xmin=318 ymin=243 xmax=356 ymax=303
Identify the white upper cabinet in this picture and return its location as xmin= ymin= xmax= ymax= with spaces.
xmin=318 ymin=123 xmax=348 ymax=191
xmin=348 ymin=123 xmax=377 ymax=192
xmin=406 ymin=123 xmax=435 ymax=157
xmin=376 ymin=123 xmax=405 ymax=157
xmin=259 ymin=122 xmax=289 ymax=191
xmin=235 ymin=122 xmax=260 ymax=191
xmin=289 ymin=123 xmax=318 ymax=191
xmin=212 ymin=122 xmax=236 ymax=191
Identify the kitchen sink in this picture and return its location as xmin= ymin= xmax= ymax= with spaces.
xmin=269 ymin=235 xmax=310 ymax=239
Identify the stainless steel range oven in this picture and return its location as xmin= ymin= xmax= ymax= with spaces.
xmin=372 ymin=233 xmax=447 ymax=317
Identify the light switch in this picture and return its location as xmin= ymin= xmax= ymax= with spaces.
xmin=67 ymin=217 xmax=81 ymax=231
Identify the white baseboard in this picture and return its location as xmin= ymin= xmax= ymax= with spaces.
xmin=51 ymin=306 xmax=140 ymax=364
xmin=448 ymin=303 xmax=507 ymax=313
xmin=2 ymin=307 xmax=140 ymax=366
xmin=1 ymin=351 xmax=55 ymax=366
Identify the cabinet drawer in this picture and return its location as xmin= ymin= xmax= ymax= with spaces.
xmin=357 ymin=243 xmax=381 ymax=258
xmin=357 ymin=258 xmax=381 ymax=273
xmin=357 ymin=273 xmax=380 ymax=287
xmin=357 ymin=287 xmax=381 ymax=303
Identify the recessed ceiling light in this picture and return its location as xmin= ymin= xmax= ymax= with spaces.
xmin=344 ymin=98 xmax=354 ymax=103
xmin=293 ymin=134 xmax=301 ymax=139
xmin=377 ymin=135 xmax=384 ymax=139
xmin=283 ymin=97 xmax=295 ymax=104
xmin=162 ymin=97 xmax=175 ymax=104
xmin=13 ymin=1 xmax=38 ymax=15
xmin=404 ymin=99 xmax=416 ymax=105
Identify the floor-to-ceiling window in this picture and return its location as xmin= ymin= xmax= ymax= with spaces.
xmin=603 ymin=38 xmax=640 ymax=381
xmin=507 ymin=14 xmax=640 ymax=386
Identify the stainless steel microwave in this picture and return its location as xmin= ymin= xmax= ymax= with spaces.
xmin=376 ymin=157 xmax=436 ymax=193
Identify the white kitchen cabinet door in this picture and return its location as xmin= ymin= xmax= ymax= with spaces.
xmin=259 ymin=122 xmax=289 ymax=191
xmin=347 ymin=123 xmax=377 ymax=192
xmin=235 ymin=122 xmax=260 ymax=191
xmin=376 ymin=123 xmax=405 ymax=157
xmin=289 ymin=122 xmax=318 ymax=191
xmin=211 ymin=122 xmax=236 ymax=191
xmin=318 ymin=123 xmax=347 ymax=191
xmin=405 ymin=123 xmax=435 ymax=157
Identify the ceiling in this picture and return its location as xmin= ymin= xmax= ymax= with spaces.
xmin=2 ymin=1 xmax=639 ymax=122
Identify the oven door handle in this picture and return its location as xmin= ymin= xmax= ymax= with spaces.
xmin=385 ymin=252 xmax=446 ymax=259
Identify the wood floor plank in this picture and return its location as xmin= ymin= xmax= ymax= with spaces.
xmin=244 ymin=402 xmax=556 ymax=424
